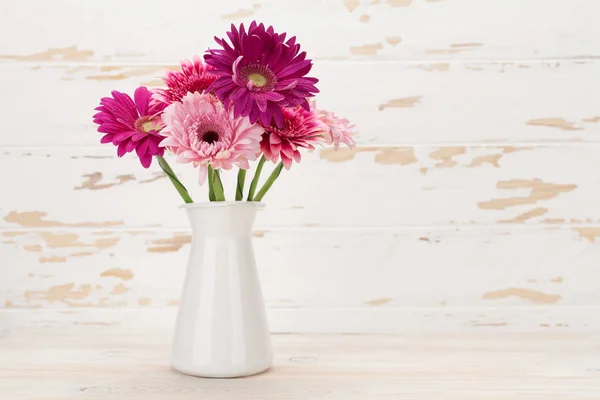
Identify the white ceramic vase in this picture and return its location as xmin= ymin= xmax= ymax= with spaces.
xmin=171 ymin=202 xmax=272 ymax=378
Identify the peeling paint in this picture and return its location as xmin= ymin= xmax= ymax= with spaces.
xmin=167 ymin=299 xmax=180 ymax=306
xmin=344 ymin=0 xmax=360 ymax=12
xmin=0 ymin=46 xmax=93 ymax=62
xmin=365 ymin=297 xmax=392 ymax=306
xmin=478 ymin=179 xmax=577 ymax=210
xmin=38 ymin=232 xmax=120 ymax=251
xmin=221 ymin=3 xmax=261 ymax=19
xmin=100 ymin=268 xmax=134 ymax=281
xmin=75 ymin=172 xmax=135 ymax=190
xmin=359 ymin=14 xmax=370 ymax=23
xmin=138 ymin=297 xmax=152 ymax=306
xmin=429 ymin=147 xmax=466 ymax=168
xmin=482 ymin=288 xmax=561 ymax=304
xmin=84 ymin=65 xmax=173 ymax=81
xmin=4 ymin=211 xmax=122 ymax=228
xmin=70 ymin=251 xmax=95 ymax=257
xmin=499 ymin=207 xmax=548 ymax=224
xmin=379 ymin=96 xmax=421 ymax=110
xmin=573 ymin=227 xmax=600 ymax=243
xmin=387 ymin=0 xmax=412 ymax=6
xmin=526 ymin=118 xmax=583 ymax=131
xmin=471 ymin=322 xmax=507 ymax=327
xmin=385 ymin=36 xmax=402 ymax=46
xmin=39 ymin=255 xmax=67 ymax=263
xmin=451 ymin=43 xmax=483 ymax=48
xmin=147 ymin=233 xmax=191 ymax=253
xmin=469 ymin=154 xmax=502 ymax=168
xmin=25 ymin=283 xmax=92 ymax=304
xmin=139 ymin=172 xmax=166 ymax=184
xmin=350 ymin=42 xmax=383 ymax=56
xmin=110 ymin=283 xmax=130 ymax=295
xmin=426 ymin=43 xmax=482 ymax=54
xmin=418 ymin=63 xmax=450 ymax=72
xmin=253 ymin=231 xmax=266 ymax=238
xmin=583 ymin=116 xmax=600 ymax=123
xmin=419 ymin=167 xmax=428 ymax=174
xmin=542 ymin=218 xmax=565 ymax=224
xmin=550 ymin=277 xmax=563 ymax=283
xmin=320 ymin=146 xmax=417 ymax=166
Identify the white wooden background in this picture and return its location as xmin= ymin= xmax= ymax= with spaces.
xmin=1 ymin=0 xmax=599 ymax=333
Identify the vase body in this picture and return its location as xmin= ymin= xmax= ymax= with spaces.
xmin=171 ymin=202 xmax=272 ymax=378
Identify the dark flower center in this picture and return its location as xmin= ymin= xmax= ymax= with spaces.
xmin=200 ymin=130 xmax=219 ymax=144
xmin=240 ymin=64 xmax=277 ymax=91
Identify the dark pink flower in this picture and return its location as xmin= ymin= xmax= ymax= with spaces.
xmin=260 ymin=106 xmax=328 ymax=169
xmin=205 ymin=21 xmax=319 ymax=128
xmin=93 ymin=86 xmax=167 ymax=168
xmin=152 ymin=56 xmax=217 ymax=105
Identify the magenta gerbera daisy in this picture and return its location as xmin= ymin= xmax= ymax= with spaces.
xmin=152 ymin=56 xmax=217 ymax=106
xmin=93 ymin=86 xmax=167 ymax=168
xmin=160 ymin=92 xmax=264 ymax=184
xmin=204 ymin=21 xmax=319 ymax=128
xmin=260 ymin=106 xmax=328 ymax=170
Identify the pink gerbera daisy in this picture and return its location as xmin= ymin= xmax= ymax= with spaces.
xmin=318 ymin=110 xmax=357 ymax=150
xmin=260 ymin=106 xmax=328 ymax=169
xmin=160 ymin=92 xmax=264 ymax=184
xmin=204 ymin=21 xmax=319 ymax=128
xmin=93 ymin=86 xmax=166 ymax=168
xmin=153 ymin=56 xmax=217 ymax=105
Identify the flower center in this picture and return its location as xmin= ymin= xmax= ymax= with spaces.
xmin=240 ymin=64 xmax=276 ymax=91
xmin=201 ymin=130 xmax=219 ymax=144
xmin=134 ymin=116 xmax=162 ymax=133
xmin=248 ymin=73 xmax=267 ymax=87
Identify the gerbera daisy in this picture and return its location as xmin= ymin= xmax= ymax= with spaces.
xmin=204 ymin=21 xmax=319 ymax=128
xmin=260 ymin=105 xmax=328 ymax=170
xmin=152 ymin=56 xmax=217 ymax=105
xmin=318 ymin=110 xmax=357 ymax=150
xmin=160 ymin=92 xmax=264 ymax=184
xmin=93 ymin=86 xmax=166 ymax=168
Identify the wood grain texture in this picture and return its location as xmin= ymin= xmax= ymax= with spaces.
xmin=1 ymin=227 xmax=599 ymax=316
xmin=1 ymin=61 xmax=600 ymax=146
xmin=1 ymin=327 xmax=599 ymax=399
xmin=1 ymin=147 xmax=599 ymax=228
xmin=2 ymin=0 xmax=599 ymax=62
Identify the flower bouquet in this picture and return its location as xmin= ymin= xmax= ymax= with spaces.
xmin=93 ymin=21 xmax=355 ymax=378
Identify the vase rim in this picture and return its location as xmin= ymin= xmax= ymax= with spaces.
xmin=179 ymin=201 xmax=266 ymax=210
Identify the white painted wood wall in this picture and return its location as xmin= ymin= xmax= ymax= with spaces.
xmin=1 ymin=0 xmax=599 ymax=333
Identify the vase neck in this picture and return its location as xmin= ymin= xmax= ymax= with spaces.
xmin=185 ymin=203 xmax=260 ymax=237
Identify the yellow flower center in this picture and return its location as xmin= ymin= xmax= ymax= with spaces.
xmin=248 ymin=73 xmax=267 ymax=87
xmin=135 ymin=116 xmax=162 ymax=134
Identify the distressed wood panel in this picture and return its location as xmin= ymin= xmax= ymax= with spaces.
xmin=1 ymin=147 xmax=599 ymax=228
xmin=1 ymin=328 xmax=600 ymax=399
xmin=3 ymin=307 xmax=600 ymax=334
xmin=1 ymin=0 xmax=599 ymax=62
xmin=1 ymin=62 xmax=599 ymax=146
xmin=2 ymin=227 xmax=599 ymax=312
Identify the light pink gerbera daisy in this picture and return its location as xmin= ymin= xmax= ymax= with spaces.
xmin=260 ymin=106 xmax=328 ymax=169
xmin=93 ymin=86 xmax=166 ymax=168
xmin=152 ymin=56 xmax=217 ymax=105
xmin=160 ymin=92 xmax=264 ymax=184
xmin=318 ymin=110 xmax=357 ymax=150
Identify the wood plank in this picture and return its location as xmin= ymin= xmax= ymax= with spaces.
xmin=1 ymin=328 xmax=599 ymax=398
xmin=2 ymin=307 xmax=600 ymax=334
xmin=1 ymin=61 xmax=599 ymax=146
xmin=1 ymin=0 xmax=599 ymax=62
xmin=1 ymin=146 xmax=599 ymax=228
xmin=2 ymin=227 xmax=599 ymax=312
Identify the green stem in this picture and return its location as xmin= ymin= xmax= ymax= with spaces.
xmin=156 ymin=156 xmax=193 ymax=204
xmin=236 ymin=169 xmax=247 ymax=201
xmin=247 ymin=155 xmax=266 ymax=201
xmin=212 ymin=168 xmax=225 ymax=201
xmin=207 ymin=165 xmax=216 ymax=201
xmin=253 ymin=162 xmax=284 ymax=202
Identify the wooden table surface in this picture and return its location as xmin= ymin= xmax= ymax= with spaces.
xmin=1 ymin=326 xmax=599 ymax=399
